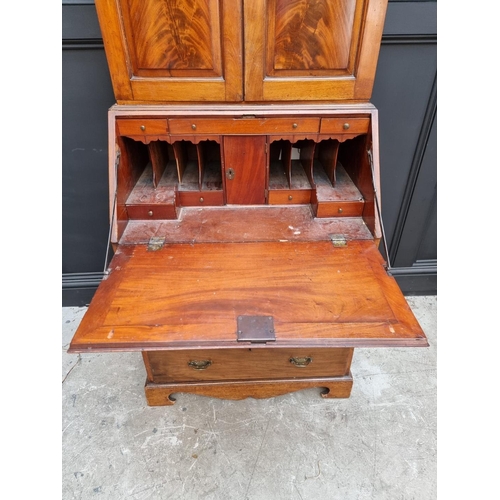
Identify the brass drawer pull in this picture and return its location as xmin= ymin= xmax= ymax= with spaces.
xmin=188 ymin=359 xmax=212 ymax=370
xmin=290 ymin=356 xmax=312 ymax=367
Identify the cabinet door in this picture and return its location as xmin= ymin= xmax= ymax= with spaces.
xmin=244 ymin=0 xmax=388 ymax=101
xmin=223 ymin=136 xmax=267 ymax=204
xmin=96 ymin=0 xmax=243 ymax=102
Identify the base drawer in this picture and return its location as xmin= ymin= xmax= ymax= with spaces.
xmin=145 ymin=347 xmax=353 ymax=383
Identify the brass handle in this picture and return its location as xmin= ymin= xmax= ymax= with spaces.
xmin=292 ymin=123 xmax=298 ymax=129
xmin=140 ymin=125 xmax=146 ymax=131
xmin=191 ymin=124 xmax=197 ymax=130
xmin=290 ymin=356 xmax=312 ymax=367
xmin=343 ymin=123 xmax=350 ymax=130
xmin=188 ymin=360 xmax=212 ymax=370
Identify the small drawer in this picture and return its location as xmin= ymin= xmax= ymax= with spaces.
xmin=268 ymin=189 xmax=312 ymax=205
xmin=169 ymin=117 xmax=320 ymax=135
xmin=116 ymin=119 xmax=169 ymax=137
xmin=126 ymin=204 xmax=177 ymax=220
xmin=320 ymin=117 xmax=370 ymax=135
xmin=177 ymin=191 xmax=224 ymax=207
xmin=145 ymin=347 xmax=353 ymax=383
xmin=315 ymin=200 xmax=365 ymax=218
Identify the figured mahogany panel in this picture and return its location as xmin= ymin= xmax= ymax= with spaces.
xmin=271 ymin=0 xmax=357 ymax=73
xmin=95 ymin=0 xmax=243 ymax=101
xmin=244 ymin=0 xmax=388 ymax=101
xmin=119 ymin=0 xmax=222 ymax=77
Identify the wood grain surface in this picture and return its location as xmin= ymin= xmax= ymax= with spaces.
xmin=144 ymin=375 xmax=354 ymax=405
xmin=272 ymin=0 xmax=356 ymax=71
xmin=223 ymin=136 xmax=267 ymax=204
xmin=69 ymin=240 xmax=427 ymax=352
xmin=145 ymin=347 xmax=353 ymax=382
xmin=118 ymin=205 xmax=375 ymax=244
xmin=120 ymin=0 xmax=221 ymax=75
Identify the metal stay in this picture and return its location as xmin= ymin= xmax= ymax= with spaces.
xmin=367 ymin=148 xmax=392 ymax=274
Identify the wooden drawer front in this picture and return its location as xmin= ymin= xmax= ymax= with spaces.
xmin=117 ymin=119 xmax=169 ymax=137
xmin=126 ymin=204 xmax=177 ymax=220
xmin=268 ymin=189 xmax=312 ymax=205
xmin=177 ymin=191 xmax=224 ymax=207
xmin=169 ymin=117 xmax=320 ymax=135
xmin=146 ymin=347 xmax=353 ymax=383
xmin=315 ymin=200 xmax=365 ymax=218
xmin=320 ymin=117 xmax=370 ymax=135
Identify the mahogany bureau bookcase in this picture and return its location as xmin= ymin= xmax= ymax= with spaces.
xmin=68 ymin=0 xmax=428 ymax=406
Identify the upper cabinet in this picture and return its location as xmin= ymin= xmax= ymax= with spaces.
xmin=96 ymin=0 xmax=244 ymax=102
xmin=96 ymin=0 xmax=388 ymax=103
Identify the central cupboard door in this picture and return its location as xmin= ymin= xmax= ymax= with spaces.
xmin=224 ymin=136 xmax=267 ymax=204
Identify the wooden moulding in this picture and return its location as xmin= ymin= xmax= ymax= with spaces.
xmin=144 ymin=375 xmax=354 ymax=406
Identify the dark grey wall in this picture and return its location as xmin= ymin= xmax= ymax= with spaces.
xmin=371 ymin=1 xmax=437 ymax=294
xmin=62 ymin=0 xmax=437 ymax=305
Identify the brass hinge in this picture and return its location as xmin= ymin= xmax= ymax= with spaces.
xmin=330 ymin=234 xmax=347 ymax=247
xmin=147 ymin=236 xmax=165 ymax=251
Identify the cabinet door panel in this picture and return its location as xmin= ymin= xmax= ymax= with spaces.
xmin=223 ymin=136 xmax=267 ymax=204
xmin=270 ymin=0 xmax=357 ymax=74
xmin=96 ymin=0 xmax=243 ymax=102
xmin=245 ymin=0 xmax=388 ymax=101
xmin=120 ymin=0 xmax=221 ymax=77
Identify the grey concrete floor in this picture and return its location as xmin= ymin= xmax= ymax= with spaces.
xmin=62 ymin=296 xmax=436 ymax=500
